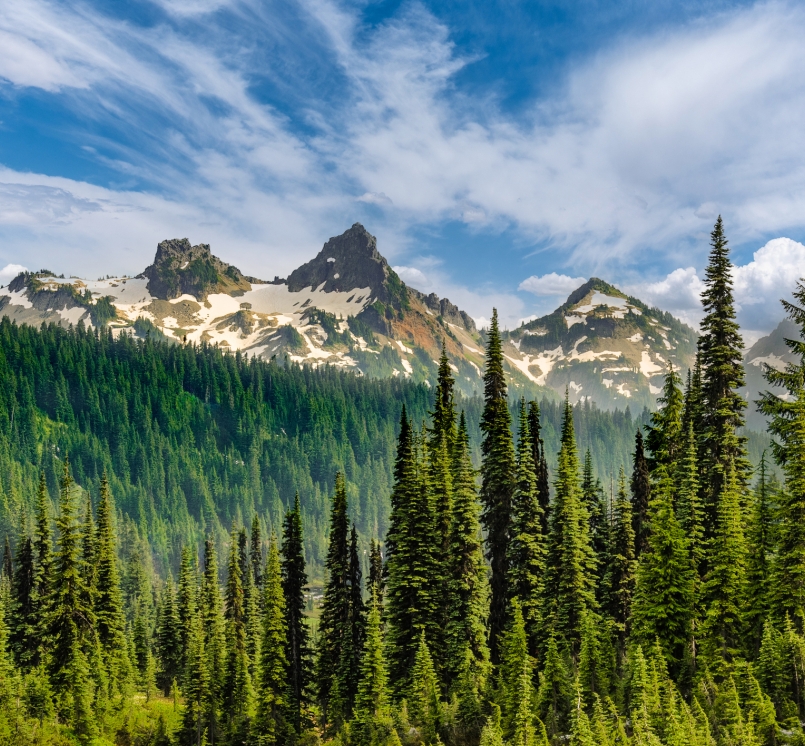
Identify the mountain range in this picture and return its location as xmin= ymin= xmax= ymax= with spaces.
xmin=0 ymin=223 xmax=793 ymax=418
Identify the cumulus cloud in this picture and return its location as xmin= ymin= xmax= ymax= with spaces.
xmin=519 ymin=272 xmax=587 ymax=296
xmin=0 ymin=263 xmax=27 ymax=285
xmin=393 ymin=265 xmax=429 ymax=289
xmin=357 ymin=192 xmax=393 ymax=206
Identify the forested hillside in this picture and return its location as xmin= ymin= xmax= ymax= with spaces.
xmin=0 ymin=218 xmax=799 ymax=746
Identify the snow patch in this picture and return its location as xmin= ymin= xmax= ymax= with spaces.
xmin=565 ymin=315 xmax=585 ymax=328
xmin=639 ymin=351 xmax=664 ymax=377
xmin=628 ymin=333 xmax=643 ymax=342
xmin=327 ymin=257 xmax=335 ymax=262
xmin=748 ymin=354 xmax=788 ymax=371
xmin=603 ymin=378 xmax=614 ymax=389
xmin=616 ymin=383 xmax=632 ymax=398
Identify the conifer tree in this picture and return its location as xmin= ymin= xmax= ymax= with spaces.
xmin=251 ymin=515 xmax=263 ymax=590
xmin=32 ymin=471 xmax=53 ymax=668
xmin=9 ymin=534 xmax=35 ymax=668
xmin=256 ymin=538 xmax=288 ymax=745
xmin=699 ymin=217 xmax=750 ymax=531
xmin=645 ymin=364 xmax=684 ymax=473
xmin=444 ymin=412 xmax=490 ymax=687
xmin=578 ymin=611 xmax=612 ymax=706
xmin=544 ymin=395 xmax=597 ymax=658
xmin=535 ymin=633 xmax=572 ymax=740
xmin=631 ymin=430 xmax=651 ymax=558
xmin=631 ymin=467 xmax=693 ymax=672
xmin=480 ymin=308 xmax=516 ymax=661
xmin=94 ymin=474 xmax=131 ymax=690
xmin=340 ymin=524 xmax=366 ymax=716
xmin=759 ymin=281 xmax=805 ymax=630
xmin=180 ymin=613 xmax=209 ymax=746
xmin=281 ymin=493 xmax=312 ymax=731
xmin=409 ymin=631 xmax=442 ymax=744
xmin=48 ymin=458 xmax=98 ymax=733
xmin=507 ymin=400 xmax=546 ymax=658
xmin=701 ymin=461 xmax=748 ymax=667
xmin=677 ymin=423 xmax=705 ymax=588
xmin=156 ymin=577 xmax=182 ymax=697
xmin=2 ymin=537 xmax=12 ymax=581
xmin=368 ymin=539 xmax=384 ymax=612
xmin=223 ymin=529 xmax=253 ymax=733
xmin=498 ymin=599 xmax=530 ymax=738
xmin=201 ymin=538 xmax=226 ymax=743
xmin=385 ymin=413 xmax=439 ymax=695
xmin=604 ymin=467 xmax=636 ymax=645
xmin=317 ymin=472 xmax=351 ymax=723
xmin=744 ymin=456 xmax=775 ymax=651
xmin=353 ymin=590 xmax=392 ymax=746
xmin=177 ymin=545 xmax=198 ymax=670
xmin=528 ymin=400 xmax=551 ymax=535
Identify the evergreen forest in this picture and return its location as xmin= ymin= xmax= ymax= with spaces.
xmin=0 ymin=217 xmax=802 ymax=746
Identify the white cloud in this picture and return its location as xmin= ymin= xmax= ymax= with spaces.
xmin=0 ymin=263 xmax=27 ymax=284
xmin=519 ymin=272 xmax=587 ymax=296
xmin=357 ymin=192 xmax=393 ymax=206
xmin=393 ymin=265 xmax=429 ymax=289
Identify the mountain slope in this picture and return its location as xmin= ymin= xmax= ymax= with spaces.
xmin=0 ymin=225 xmax=699 ymax=408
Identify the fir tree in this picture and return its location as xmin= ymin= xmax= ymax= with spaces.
xmin=758 ymin=280 xmax=805 ymax=630
xmin=543 ymin=395 xmax=597 ymax=659
xmin=409 ymin=631 xmax=442 ymax=744
xmin=32 ymin=471 xmax=53 ymax=668
xmin=179 ymin=613 xmax=209 ymax=746
xmin=645 ymin=364 xmax=684 ymax=473
xmin=631 ymin=466 xmax=693 ymax=672
xmin=444 ymin=412 xmax=490 ymax=687
xmin=368 ymin=539 xmax=384 ymax=612
xmin=534 ymin=633 xmax=572 ymax=740
xmin=156 ymin=577 xmax=182 ymax=697
xmin=251 ymin=514 xmax=263 ymax=590
xmin=631 ymin=430 xmax=651 ymax=559
xmin=317 ymin=472 xmax=351 ymax=723
xmin=281 ymin=493 xmax=312 ymax=731
xmin=177 ymin=545 xmax=198 ymax=671
xmin=223 ymin=529 xmax=253 ymax=733
xmin=480 ymin=308 xmax=516 ymax=661
xmin=94 ymin=474 xmax=131 ymax=690
xmin=498 ymin=599 xmax=530 ymax=738
xmin=528 ymin=400 xmax=551 ymax=536
xmin=9 ymin=535 xmax=35 ymax=668
xmin=507 ymin=399 xmax=546 ymax=659
xmin=340 ymin=524 xmax=366 ymax=716
xmin=699 ymin=216 xmax=750 ymax=532
xmin=201 ymin=538 xmax=226 ymax=743
xmin=256 ymin=538 xmax=289 ymax=745
xmin=2 ymin=537 xmax=11 ymax=581
xmin=604 ymin=467 xmax=636 ymax=645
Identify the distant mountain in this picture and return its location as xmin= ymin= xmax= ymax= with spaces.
xmin=0 ymin=224 xmax=701 ymax=408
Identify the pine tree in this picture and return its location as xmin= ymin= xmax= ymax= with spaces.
xmin=543 ymin=395 xmax=597 ymax=659
xmin=385 ymin=412 xmax=440 ymax=695
xmin=317 ymin=472 xmax=351 ymax=723
xmin=223 ymin=529 xmax=253 ymax=733
xmin=480 ymin=308 xmax=516 ymax=661
xmin=368 ymin=539 xmax=384 ymax=612
xmin=498 ymin=599 xmax=530 ymax=737
xmin=47 ymin=458 xmax=98 ymax=731
xmin=759 ymin=280 xmax=805 ymax=630
xmin=631 ymin=430 xmax=651 ymax=559
xmin=677 ymin=423 xmax=705 ymax=586
xmin=604 ymin=467 xmax=636 ymax=644
xmin=507 ymin=399 xmax=545 ymax=659
xmin=2 ymin=536 xmax=12 ymax=581
xmin=409 ymin=631 xmax=442 ymax=744
xmin=251 ymin=515 xmax=263 ymax=590
xmin=281 ymin=493 xmax=312 ymax=731
xmin=699 ymin=217 xmax=750 ymax=533
xmin=444 ymin=412 xmax=490 ymax=687
xmin=9 ymin=534 xmax=36 ymax=668
xmin=353 ymin=590 xmax=392 ymax=746
xmin=581 ymin=452 xmax=609 ymax=589
xmin=745 ymin=455 xmax=775 ymax=652
xmin=631 ymin=466 xmax=693 ymax=672
xmin=340 ymin=524 xmax=366 ymax=716
xmin=32 ymin=471 xmax=53 ymax=668
xmin=645 ymin=364 xmax=684 ymax=473
xmin=178 ymin=545 xmax=198 ymax=671
xmin=179 ymin=612 xmax=209 ymax=746
xmin=256 ymin=538 xmax=288 ymax=745
xmin=701 ymin=461 xmax=748 ymax=668
xmin=94 ymin=474 xmax=131 ymax=690
xmin=156 ymin=577 xmax=182 ymax=696
xmin=528 ymin=400 xmax=551 ymax=536
xmin=534 ymin=633 xmax=572 ymax=740
xmin=201 ymin=538 xmax=226 ymax=743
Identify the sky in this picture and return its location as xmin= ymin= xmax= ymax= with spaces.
xmin=1 ymin=0 xmax=805 ymax=344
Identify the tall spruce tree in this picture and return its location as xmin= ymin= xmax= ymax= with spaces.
xmin=32 ymin=471 xmax=53 ymax=668
xmin=156 ymin=577 xmax=182 ymax=697
xmin=251 ymin=515 xmax=263 ymax=591
xmin=759 ymin=280 xmax=805 ymax=630
xmin=645 ymin=364 xmax=684 ymax=474
xmin=9 ymin=534 xmax=35 ymax=668
xmin=256 ymin=538 xmax=289 ymax=745
xmin=177 ymin=545 xmax=198 ymax=671
xmin=368 ymin=539 xmax=384 ymax=613
xmin=94 ymin=474 xmax=131 ymax=690
xmin=223 ymin=529 xmax=253 ymax=733
xmin=385 ymin=411 xmax=440 ymax=695
xmin=444 ymin=412 xmax=490 ymax=688
xmin=528 ymin=400 xmax=551 ymax=535
xmin=631 ymin=466 xmax=693 ymax=672
xmin=201 ymin=538 xmax=226 ymax=744
xmin=603 ymin=467 xmax=636 ymax=645
xmin=631 ymin=430 xmax=651 ymax=558
xmin=180 ymin=612 xmax=209 ymax=746
xmin=507 ymin=400 xmax=546 ymax=659
xmin=341 ymin=524 xmax=366 ymax=714
xmin=316 ymin=472 xmax=351 ymax=723
xmin=281 ymin=493 xmax=312 ymax=731
xmin=699 ymin=216 xmax=750 ymax=533
xmin=543 ymin=395 xmax=597 ymax=659
xmin=479 ymin=308 xmax=516 ymax=661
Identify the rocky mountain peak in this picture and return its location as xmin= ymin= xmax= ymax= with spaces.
xmin=139 ymin=238 xmax=255 ymax=301
xmin=285 ymin=223 xmax=408 ymax=309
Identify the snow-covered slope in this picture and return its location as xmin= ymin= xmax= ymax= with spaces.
xmin=0 ymin=225 xmax=703 ymax=408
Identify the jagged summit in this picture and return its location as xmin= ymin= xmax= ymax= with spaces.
xmin=286 ymin=223 xmax=408 ymax=309
xmin=139 ymin=238 xmax=258 ymax=301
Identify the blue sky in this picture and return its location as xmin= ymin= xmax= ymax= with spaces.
xmin=1 ymin=0 xmax=805 ymax=340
